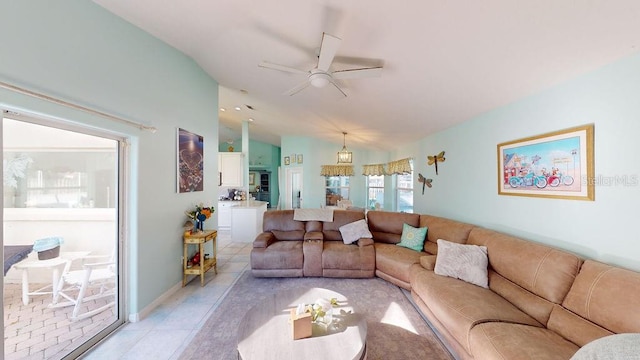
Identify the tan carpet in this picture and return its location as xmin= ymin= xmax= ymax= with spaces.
xmin=179 ymin=271 xmax=454 ymax=360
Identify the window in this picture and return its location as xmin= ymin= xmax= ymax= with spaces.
xmin=366 ymin=175 xmax=384 ymax=210
xmin=396 ymin=167 xmax=413 ymax=213
xmin=325 ymin=176 xmax=349 ymax=206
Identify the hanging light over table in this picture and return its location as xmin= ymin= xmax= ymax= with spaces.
xmin=337 ymin=132 xmax=352 ymax=164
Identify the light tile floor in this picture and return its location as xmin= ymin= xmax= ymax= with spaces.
xmin=82 ymin=232 xmax=251 ymax=360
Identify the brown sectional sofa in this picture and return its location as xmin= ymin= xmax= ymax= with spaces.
xmin=251 ymin=210 xmax=375 ymax=278
xmin=250 ymin=210 xmax=640 ymax=360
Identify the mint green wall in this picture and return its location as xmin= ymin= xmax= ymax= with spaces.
xmin=403 ymin=53 xmax=640 ymax=271
xmin=0 ymin=1 xmax=219 ymax=317
xmin=247 ymin=140 xmax=280 ymax=207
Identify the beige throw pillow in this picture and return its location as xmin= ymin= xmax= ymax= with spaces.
xmin=339 ymin=219 xmax=373 ymax=244
xmin=434 ymin=239 xmax=489 ymax=288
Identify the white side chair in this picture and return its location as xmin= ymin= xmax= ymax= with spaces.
xmin=336 ymin=199 xmax=353 ymax=209
xmin=50 ymin=254 xmax=116 ymax=321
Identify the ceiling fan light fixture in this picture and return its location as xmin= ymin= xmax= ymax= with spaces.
xmin=309 ymin=72 xmax=331 ymax=88
xmin=337 ymin=132 xmax=353 ymax=164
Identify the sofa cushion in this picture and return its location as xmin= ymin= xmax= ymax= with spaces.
xmin=467 ymin=228 xmax=582 ymax=305
xmin=374 ymin=243 xmax=423 ymax=287
xmin=366 ymin=211 xmax=420 ymax=244
xmin=339 ymin=219 xmax=372 ymax=244
xmin=550 ymin=260 xmax=640 ymax=347
xmin=434 ymin=239 xmax=488 ymax=288
xmin=250 ymin=241 xmax=303 ymax=270
xmin=323 ymin=241 xmax=367 ymax=270
xmin=397 ymin=223 xmax=428 ymax=252
xmin=410 ymin=266 xmax=542 ymax=355
xmin=469 ymin=322 xmax=579 ymax=360
xmin=419 ymin=215 xmax=475 ymax=254
xmin=420 ymin=255 xmax=437 ymax=270
xmin=262 ymin=210 xmax=306 ymax=241
xmin=322 ymin=210 xmax=366 ymax=241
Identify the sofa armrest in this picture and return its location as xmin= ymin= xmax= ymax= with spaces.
xmin=357 ymin=238 xmax=374 ymax=247
xmin=420 ymin=255 xmax=437 ymax=270
xmin=253 ymin=232 xmax=275 ymax=248
xmin=305 ymin=231 xmax=324 ymax=241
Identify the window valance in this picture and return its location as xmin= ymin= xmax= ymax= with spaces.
xmin=362 ymin=164 xmax=386 ymax=176
xmin=320 ymin=165 xmax=354 ymax=177
xmin=386 ymin=158 xmax=412 ymax=175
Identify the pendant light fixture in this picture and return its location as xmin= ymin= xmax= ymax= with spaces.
xmin=337 ymin=132 xmax=353 ymax=164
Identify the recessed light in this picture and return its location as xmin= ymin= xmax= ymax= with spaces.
xmin=234 ymin=106 xmax=242 ymax=111
xmin=248 ymin=118 xmax=254 ymax=122
xmin=219 ymin=107 xmax=226 ymax=112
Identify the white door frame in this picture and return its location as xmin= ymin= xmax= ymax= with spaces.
xmin=284 ymin=166 xmax=303 ymax=209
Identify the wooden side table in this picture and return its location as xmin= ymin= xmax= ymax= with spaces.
xmin=183 ymin=230 xmax=217 ymax=287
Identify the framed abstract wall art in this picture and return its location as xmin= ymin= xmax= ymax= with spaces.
xmin=498 ymin=124 xmax=594 ymax=200
xmin=177 ymin=128 xmax=204 ymax=193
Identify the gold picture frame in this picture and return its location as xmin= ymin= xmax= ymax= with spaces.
xmin=249 ymin=172 xmax=255 ymax=186
xmin=297 ymin=154 xmax=303 ymax=164
xmin=284 ymin=156 xmax=290 ymax=166
xmin=497 ymin=124 xmax=594 ymax=201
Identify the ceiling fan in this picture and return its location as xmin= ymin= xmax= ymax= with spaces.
xmin=259 ymin=32 xmax=383 ymax=97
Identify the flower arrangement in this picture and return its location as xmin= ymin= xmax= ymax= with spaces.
xmin=185 ymin=203 xmax=214 ymax=232
xmin=297 ymin=297 xmax=338 ymax=324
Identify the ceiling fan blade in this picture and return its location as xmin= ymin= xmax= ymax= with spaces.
xmin=285 ymin=80 xmax=311 ymax=96
xmin=317 ymin=33 xmax=342 ymax=72
xmin=328 ymin=79 xmax=347 ymax=97
xmin=332 ymin=67 xmax=383 ymax=79
xmin=259 ymin=61 xmax=308 ymax=75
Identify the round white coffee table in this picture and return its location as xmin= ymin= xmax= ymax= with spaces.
xmin=237 ymin=287 xmax=367 ymax=360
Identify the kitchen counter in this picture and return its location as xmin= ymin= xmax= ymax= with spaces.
xmin=231 ymin=200 xmax=268 ymax=209
xmin=231 ymin=201 xmax=268 ymax=242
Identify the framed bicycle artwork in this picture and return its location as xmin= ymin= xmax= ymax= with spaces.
xmin=497 ymin=124 xmax=594 ymax=201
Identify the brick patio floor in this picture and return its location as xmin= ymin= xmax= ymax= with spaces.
xmin=4 ymin=282 xmax=116 ymax=360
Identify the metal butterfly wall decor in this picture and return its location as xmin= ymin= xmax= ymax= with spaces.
xmin=418 ymin=173 xmax=433 ymax=194
xmin=427 ymin=151 xmax=446 ymax=175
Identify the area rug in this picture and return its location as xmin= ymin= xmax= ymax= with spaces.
xmin=179 ymin=271 xmax=454 ymax=360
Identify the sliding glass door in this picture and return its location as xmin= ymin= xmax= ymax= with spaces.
xmin=2 ymin=112 xmax=125 ymax=359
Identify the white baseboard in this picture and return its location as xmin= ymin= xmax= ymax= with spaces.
xmin=128 ymin=280 xmax=182 ymax=322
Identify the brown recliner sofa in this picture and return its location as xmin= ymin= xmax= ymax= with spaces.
xmin=251 ymin=210 xmax=375 ymax=278
xmin=251 ymin=209 xmax=640 ymax=360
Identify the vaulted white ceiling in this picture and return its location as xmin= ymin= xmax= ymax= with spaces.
xmin=94 ymin=0 xmax=640 ymax=150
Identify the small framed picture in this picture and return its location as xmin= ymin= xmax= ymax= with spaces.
xmin=249 ymin=173 xmax=255 ymax=185
xmin=284 ymin=156 xmax=290 ymax=165
xmin=291 ymin=153 xmax=297 ymax=164
xmin=297 ymin=154 xmax=303 ymax=164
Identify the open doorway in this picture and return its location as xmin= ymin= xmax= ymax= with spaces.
xmin=284 ymin=167 xmax=303 ymax=209
xmin=2 ymin=113 xmax=125 ymax=359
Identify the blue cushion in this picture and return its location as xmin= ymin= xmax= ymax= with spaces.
xmin=33 ymin=237 xmax=64 ymax=252
xmin=397 ymin=223 xmax=427 ymax=252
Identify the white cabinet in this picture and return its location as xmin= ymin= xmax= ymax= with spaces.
xmin=218 ymin=201 xmax=236 ymax=231
xmin=219 ymin=153 xmax=243 ymax=187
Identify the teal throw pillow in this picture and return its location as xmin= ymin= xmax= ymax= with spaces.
xmin=397 ymin=223 xmax=428 ymax=252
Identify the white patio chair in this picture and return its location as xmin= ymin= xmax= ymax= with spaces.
xmin=50 ymin=254 xmax=116 ymax=321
